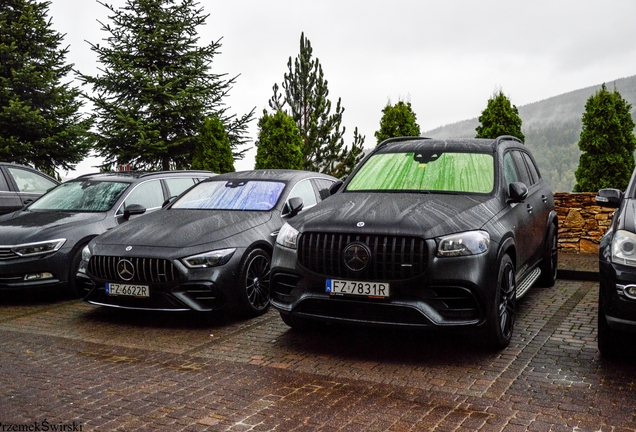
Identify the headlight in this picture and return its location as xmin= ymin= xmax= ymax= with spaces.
xmin=11 ymin=239 xmax=66 ymax=257
xmin=77 ymin=245 xmax=92 ymax=274
xmin=437 ymin=231 xmax=490 ymax=257
xmin=612 ymin=230 xmax=636 ymax=267
xmin=181 ymin=248 xmax=236 ymax=269
xmin=276 ymin=223 xmax=300 ymax=249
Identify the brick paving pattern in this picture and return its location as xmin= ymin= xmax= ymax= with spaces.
xmin=1 ymin=253 xmax=635 ymax=431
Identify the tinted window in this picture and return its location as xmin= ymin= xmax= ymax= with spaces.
xmin=120 ymin=180 xmax=165 ymax=213
xmin=7 ymin=167 xmax=57 ymax=193
xmin=313 ymin=178 xmax=335 ymax=200
xmin=521 ymin=152 xmax=540 ymax=185
xmin=511 ymin=151 xmax=532 ymax=186
xmin=29 ymin=180 xmax=130 ymax=212
xmin=172 ymin=180 xmax=285 ymax=211
xmin=347 ymin=152 xmax=494 ymax=193
xmin=503 ymin=152 xmax=519 ymax=187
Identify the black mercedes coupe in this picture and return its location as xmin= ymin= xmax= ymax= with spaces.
xmin=77 ymin=170 xmax=336 ymax=317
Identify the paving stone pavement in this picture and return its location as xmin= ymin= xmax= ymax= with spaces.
xmin=1 ymin=260 xmax=635 ymax=431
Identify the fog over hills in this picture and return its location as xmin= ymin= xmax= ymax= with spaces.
xmin=422 ymin=75 xmax=636 ymax=192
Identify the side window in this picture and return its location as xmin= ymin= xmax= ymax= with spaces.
xmin=0 ymin=170 xmax=10 ymax=192
xmin=119 ymin=180 xmax=164 ymax=214
xmin=521 ymin=152 xmax=541 ymax=185
xmin=288 ymin=179 xmax=318 ymax=210
xmin=511 ymin=151 xmax=532 ymax=186
xmin=313 ymin=178 xmax=336 ymax=201
xmin=7 ymin=167 xmax=57 ymax=193
xmin=164 ymin=178 xmax=195 ymax=198
xmin=503 ymin=152 xmax=519 ymax=188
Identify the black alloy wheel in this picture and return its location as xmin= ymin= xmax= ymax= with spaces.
xmin=239 ymin=248 xmax=271 ymax=316
xmin=486 ymin=254 xmax=516 ymax=349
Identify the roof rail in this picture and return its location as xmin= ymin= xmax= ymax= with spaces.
xmin=377 ymin=136 xmax=430 ymax=149
xmin=494 ymin=135 xmax=523 ymax=146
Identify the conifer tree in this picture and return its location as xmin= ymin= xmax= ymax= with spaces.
xmin=574 ymin=84 xmax=636 ymax=192
xmin=79 ymin=0 xmax=253 ymax=171
xmin=374 ymin=100 xmax=421 ymax=144
xmin=254 ymin=110 xmax=303 ymax=170
xmin=0 ymin=0 xmax=92 ymax=176
xmin=476 ymin=89 xmax=525 ymax=141
xmin=269 ymin=33 xmax=364 ymax=178
xmin=191 ymin=116 xmax=234 ymax=173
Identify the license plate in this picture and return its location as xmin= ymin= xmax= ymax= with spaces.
xmin=106 ymin=282 xmax=150 ymax=297
xmin=326 ymin=279 xmax=390 ymax=298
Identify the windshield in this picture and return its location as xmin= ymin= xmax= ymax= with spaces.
xmin=346 ymin=151 xmax=494 ymax=193
xmin=171 ymin=180 xmax=286 ymax=211
xmin=28 ymin=180 xmax=131 ymax=212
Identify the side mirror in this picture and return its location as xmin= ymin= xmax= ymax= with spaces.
xmin=123 ymin=204 xmax=146 ymax=220
xmin=284 ymin=197 xmax=304 ymax=218
xmin=596 ymin=188 xmax=623 ymax=208
xmin=329 ymin=180 xmax=343 ymax=195
xmin=507 ymin=182 xmax=528 ymax=204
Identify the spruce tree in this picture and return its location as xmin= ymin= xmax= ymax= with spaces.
xmin=374 ymin=100 xmax=421 ymax=144
xmin=0 ymin=0 xmax=92 ymax=175
xmin=574 ymin=84 xmax=636 ymax=192
xmin=476 ymin=89 xmax=525 ymax=141
xmin=254 ymin=110 xmax=303 ymax=170
xmin=79 ymin=0 xmax=253 ymax=171
xmin=191 ymin=116 xmax=234 ymax=173
xmin=269 ymin=32 xmax=364 ymax=178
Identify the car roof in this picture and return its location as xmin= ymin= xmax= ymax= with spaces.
xmin=375 ymin=136 xmax=523 ymax=154
xmin=71 ymin=170 xmax=216 ymax=182
xmin=208 ymin=169 xmax=336 ymax=183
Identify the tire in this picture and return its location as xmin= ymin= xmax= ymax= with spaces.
xmin=538 ymin=223 xmax=558 ymax=287
xmin=238 ymin=248 xmax=271 ymax=317
xmin=485 ymin=254 xmax=516 ymax=350
xmin=64 ymin=245 xmax=86 ymax=299
xmin=597 ymin=293 xmax=621 ymax=360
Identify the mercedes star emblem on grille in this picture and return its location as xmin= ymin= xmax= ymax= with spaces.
xmin=116 ymin=259 xmax=135 ymax=281
xmin=343 ymin=242 xmax=371 ymax=272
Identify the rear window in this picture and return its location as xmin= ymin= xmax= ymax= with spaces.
xmin=346 ymin=152 xmax=494 ymax=194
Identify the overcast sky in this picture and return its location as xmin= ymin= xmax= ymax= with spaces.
xmin=47 ymin=0 xmax=636 ymax=176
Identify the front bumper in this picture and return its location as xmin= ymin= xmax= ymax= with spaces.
xmin=0 ymin=247 xmax=74 ymax=291
xmin=270 ymin=240 xmax=499 ymax=329
xmin=599 ymin=259 xmax=636 ymax=333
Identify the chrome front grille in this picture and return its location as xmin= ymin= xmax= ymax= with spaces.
xmin=0 ymin=247 xmax=18 ymax=260
xmin=88 ymin=255 xmax=177 ymax=283
xmin=298 ymin=232 xmax=427 ymax=280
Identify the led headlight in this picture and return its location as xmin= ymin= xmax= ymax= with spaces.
xmin=612 ymin=230 xmax=636 ymax=267
xmin=181 ymin=248 xmax=236 ymax=269
xmin=11 ymin=239 xmax=66 ymax=257
xmin=276 ymin=223 xmax=300 ymax=249
xmin=437 ymin=231 xmax=490 ymax=257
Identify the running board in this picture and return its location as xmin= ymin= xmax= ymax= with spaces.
xmin=516 ymin=267 xmax=541 ymax=299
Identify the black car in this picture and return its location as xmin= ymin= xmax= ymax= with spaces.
xmin=0 ymin=162 xmax=59 ymax=215
xmin=0 ymin=170 xmax=214 ymax=297
xmin=270 ymin=136 xmax=558 ymax=349
xmin=77 ymin=170 xmax=337 ymax=316
xmin=596 ymin=175 xmax=636 ymax=358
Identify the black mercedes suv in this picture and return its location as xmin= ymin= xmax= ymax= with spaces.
xmin=270 ymin=136 xmax=557 ymax=349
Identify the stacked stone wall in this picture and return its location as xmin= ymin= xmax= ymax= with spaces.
xmin=554 ymin=192 xmax=614 ymax=254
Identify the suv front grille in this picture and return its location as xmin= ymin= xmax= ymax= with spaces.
xmin=88 ymin=255 xmax=177 ymax=283
xmin=298 ymin=232 xmax=427 ymax=280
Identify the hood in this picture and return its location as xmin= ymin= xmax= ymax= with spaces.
xmin=0 ymin=211 xmax=107 ymax=244
xmin=295 ymin=191 xmax=503 ymax=239
xmin=95 ymin=208 xmax=274 ymax=248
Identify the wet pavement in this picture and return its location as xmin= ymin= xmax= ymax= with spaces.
xmin=1 ymin=253 xmax=635 ymax=431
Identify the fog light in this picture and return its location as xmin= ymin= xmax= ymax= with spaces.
xmin=24 ymin=272 xmax=54 ymax=281
xmin=624 ymin=285 xmax=636 ymax=300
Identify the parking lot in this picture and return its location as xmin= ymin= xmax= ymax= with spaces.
xmin=1 ymin=265 xmax=635 ymax=431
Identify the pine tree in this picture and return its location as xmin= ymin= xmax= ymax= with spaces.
xmin=374 ymin=100 xmax=421 ymax=144
xmin=269 ymin=32 xmax=364 ymax=178
xmin=78 ymin=0 xmax=253 ymax=171
xmin=574 ymin=84 xmax=636 ymax=192
xmin=191 ymin=116 xmax=234 ymax=173
xmin=0 ymin=0 xmax=92 ymax=175
xmin=254 ymin=110 xmax=303 ymax=170
xmin=475 ymin=89 xmax=525 ymax=141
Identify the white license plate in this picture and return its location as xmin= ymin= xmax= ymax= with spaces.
xmin=106 ymin=282 xmax=150 ymax=297
xmin=326 ymin=279 xmax=390 ymax=298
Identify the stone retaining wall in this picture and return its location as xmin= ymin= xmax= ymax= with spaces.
xmin=554 ymin=192 xmax=614 ymax=254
